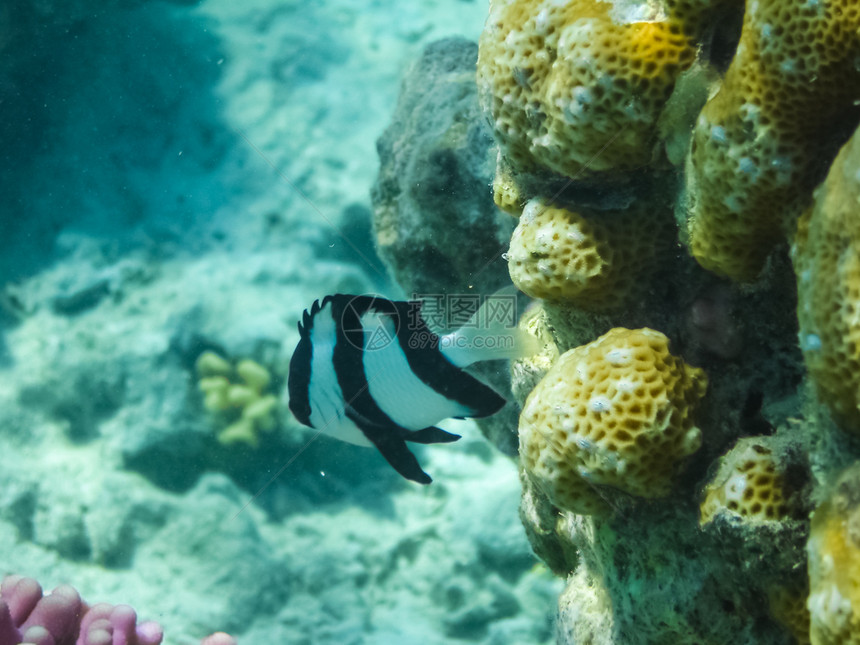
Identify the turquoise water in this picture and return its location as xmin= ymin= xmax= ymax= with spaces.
xmin=0 ymin=1 xmax=561 ymax=643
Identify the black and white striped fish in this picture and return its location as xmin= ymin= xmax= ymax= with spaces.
xmin=288 ymin=293 xmax=531 ymax=484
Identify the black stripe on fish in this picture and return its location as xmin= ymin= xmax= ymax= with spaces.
xmin=323 ymin=295 xmax=436 ymax=483
xmin=333 ymin=294 xmax=506 ymax=418
xmin=389 ymin=300 xmax=506 ymax=418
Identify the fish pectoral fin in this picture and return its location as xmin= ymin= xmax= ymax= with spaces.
xmin=359 ymin=422 xmax=432 ymax=485
xmin=404 ymin=426 xmax=461 ymax=445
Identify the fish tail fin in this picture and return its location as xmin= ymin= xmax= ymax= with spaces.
xmin=404 ymin=426 xmax=461 ymax=444
xmin=439 ymin=288 xmax=539 ymax=367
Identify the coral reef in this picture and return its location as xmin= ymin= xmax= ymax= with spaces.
xmin=519 ymin=327 xmax=706 ymax=515
xmin=686 ymin=0 xmax=860 ymax=281
xmin=12 ymin=0 xmax=860 ymax=640
xmin=3 ymin=1 xmax=566 ymax=644
xmin=699 ymin=436 xmax=801 ymax=526
xmin=457 ymin=0 xmax=860 ymax=642
xmin=507 ymin=198 xmax=673 ymax=311
xmin=0 ymin=574 xmax=235 ymax=645
xmin=196 ymin=351 xmax=278 ymax=448
xmin=0 ymin=575 xmax=163 ymax=645
xmin=793 ymin=126 xmax=860 ymax=432
xmin=477 ymin=0 xmax=699 ymax=182
xmin=807 ymin=464 xmax=860 ymax=645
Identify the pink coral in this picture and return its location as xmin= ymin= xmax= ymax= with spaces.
xmin=200 ymin=634 xmax=237 ymax=645
xmin=0 ymin=576 xmax=234 ymax=645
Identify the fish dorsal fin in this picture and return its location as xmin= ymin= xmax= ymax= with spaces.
xmin=298 ymin=299 xmax=322 ymax=335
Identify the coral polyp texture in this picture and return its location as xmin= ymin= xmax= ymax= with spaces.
xmin=372 ymin=2 xmax=860 ymax=641
xmin=477 ymin=0 xmax=698 ymax=180
xmin=768 ymin=583 xmax=812 ymax=645
xmin=492 ymin=155 xmax=525 ymax=215
xmin=699 ymin=437 xmax=796 ymax=526
xmin=506 ymin=197 xmax=671 ymax=311
xmin=685 ymin=0 xmax=860 ymax=281
xmin=794 ymin=127 xmax=860 ymax=431
xmin=807 ymin=464 xmax=860 ymax=645
xmin=519 ymin=327 xmax=707 ymax=515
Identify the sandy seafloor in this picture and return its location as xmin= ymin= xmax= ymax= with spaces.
xmin=0 ymin=0 xmax=561 ymax=643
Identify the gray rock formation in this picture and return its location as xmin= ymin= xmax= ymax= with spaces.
xmin=372 ymin=38 xmax=515 ymax=299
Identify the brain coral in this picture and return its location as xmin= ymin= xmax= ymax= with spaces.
xmin=506 ymin=197 xmax=672 ymax=311
xmin=686 ymin=0 xmax=860 ymax=281
xmin=793 ymin=124 xmax=860 ymax=432
xmin=519 ymin=327 xmax=707 ymax=515
xmin=477 ymin=0 xmax=699 ymax=180
xmin=807 ymin=464 xmax=860 ymax=645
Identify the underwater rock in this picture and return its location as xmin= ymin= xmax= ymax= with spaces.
xmin=17 ymin=357 xmax=126 ymax=444
xmin=372 ymin=37 xmax=522 ymax=455
xmin=372 ymin=37 xmax=514 ymax=298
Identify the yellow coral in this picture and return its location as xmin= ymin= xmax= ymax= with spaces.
xmin=807 ymin=464 xmax=860 ymax=645
xmin=493 ymin=154 xmax=525 ymax=216
xmin=519 ymin=327 xmax=707 ymax=515
xmin=506 ymin=198 xmax=671 ymax=311
xmin=510 ymin=302 xmax=560 ymax=406
xmin=477 ymin=0 xmax=698 ymax=180
xmin=699 ymin=437 xmax=795 ymax=526
xmin=195 ymin=351 xmax=278 ymax=448
xmin=507 ymin=199 xmax=609 ymax=303
xmin=686 ymin=0 xmax=860 ymax=281
xmin=793 ymin=126 xmax=860 ymax=432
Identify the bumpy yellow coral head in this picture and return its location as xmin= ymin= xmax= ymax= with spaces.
xmin=507 ymin=199 xmax=611 ymax=303
xmin=793 ymin=128 xmax=860 ymax=433
xmin=700 ymin=437 xmax=795 ymax=526
xmin=507 ymin=198 xmax=672 ymax=311
xmin=478 ymin=0 xmax=697 ymax=180
xmin=807 ymin=464 xmax=860 ymax=645
xmin=686 ymin=0 xmax=860 ymax=281
xmin=519 ymin=327 xmax=707 ymax=515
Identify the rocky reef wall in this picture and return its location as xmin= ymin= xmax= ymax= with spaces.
xmin=374 ymin=0 xmax=860 ymax=642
